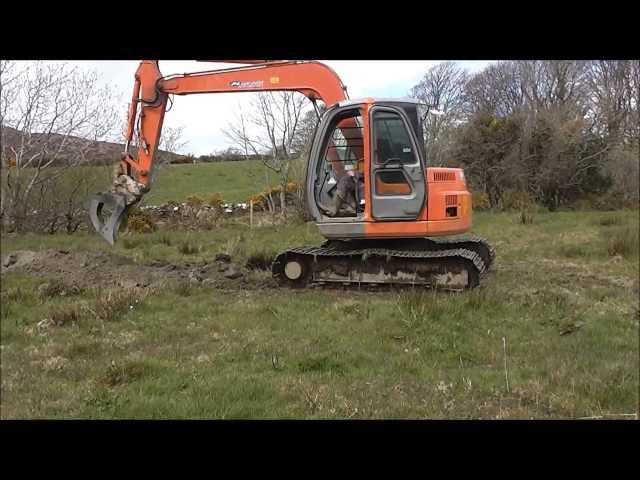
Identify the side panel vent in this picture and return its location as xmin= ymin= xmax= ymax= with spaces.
xmin=433 ymin=171 xmax=457 ymax=182
xmin=445 ymin=195 xmax=458 ymax=206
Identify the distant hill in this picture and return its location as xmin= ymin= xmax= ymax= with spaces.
xmin=1 ymin=126 xmax=185 ymax=166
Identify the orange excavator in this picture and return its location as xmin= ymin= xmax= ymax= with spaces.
xmin=90 ymin=60 xmax=494 ymax=289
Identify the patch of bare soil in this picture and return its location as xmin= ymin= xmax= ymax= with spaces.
xmin=1 ymin=249 xmax=276 ymax=291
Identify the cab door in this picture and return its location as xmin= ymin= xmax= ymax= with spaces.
xmin=369 ymin=106 xmax=426 ymax=220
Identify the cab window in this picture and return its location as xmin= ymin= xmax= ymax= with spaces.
xmin=373 ymin=112 xmax=416 ymax=165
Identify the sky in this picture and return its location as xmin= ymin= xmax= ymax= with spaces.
xmin=65 ymin=60 xmax=493 ymax=156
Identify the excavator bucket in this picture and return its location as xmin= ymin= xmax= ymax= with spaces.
xmin=89 ymin=193 xmax=129 ymax=245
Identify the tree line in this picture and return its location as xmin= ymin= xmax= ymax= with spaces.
xmin=410 ymin=60 xmax=639 ymax=209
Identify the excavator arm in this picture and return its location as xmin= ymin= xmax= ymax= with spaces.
xmin=90 ymin=60 xmax=349 ymax=244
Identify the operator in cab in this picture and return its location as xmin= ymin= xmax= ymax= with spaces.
xmin=328 ymin=156 xmax=364 ymax=217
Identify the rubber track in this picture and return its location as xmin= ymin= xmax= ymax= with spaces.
xmin=422 ymin=234 xmax=496 ymax=272
xmin=274 ymin=245 xmax=487 ymax=289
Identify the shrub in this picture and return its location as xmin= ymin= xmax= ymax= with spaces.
xmin=246 ymin=182 xmax=303 ymax=212
xmin=186 ymin=195 xmax=204 ymax=207
xmin=472 ymin=192 xmax=491 ymax=210
xmin=208 ymin=192 xmax=224 ymax=208
xmin=248 ymin=193 xmax=267 ymax=211
xmin=125 ymin=209 xmax=156 ymax=234
xmin=501 ymin=190 xmax=536 ymax=211
xmin=285 ymin=182 xmax=301 ymax=194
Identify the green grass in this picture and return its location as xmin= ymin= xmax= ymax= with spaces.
xmin=1 ymin=161 xmax=274 ymax=210
xmin=606 ymin=226 xmax=639 ymax=258
xmin=1 ymin=209 xmax=639 ymax=419
xmin=144 ymin=160 xmax=287 ymax=204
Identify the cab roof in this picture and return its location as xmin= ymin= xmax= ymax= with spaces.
xmin=337 ymin=97 xmax=425 ymax=108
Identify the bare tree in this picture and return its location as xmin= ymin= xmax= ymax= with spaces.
xmin=409 ymin=62 xmax=468 ymax=165
xmin=584 ymin=60 xmax=640 ymax=202
xmin=147 ymin=124 xmax=188 ymax=174
xmin=31 ymin=164 xmax=112 ymax=234
xmin=0 ymin=61 xmax=119 ymax=232
xmin=584 ymin=60 xmax=639 ymax=144
xmin=291 ymin=108 xmax=323 ymax=156
xmin=233 ymin=102 xmax=251 ymax=160
xmin=463 ymin=61 xmax=525 ymax=118
xmin=158 ymin=126 xmax=187 ymax=161
xmin=224 ymin=91 xmax=310 ymax=214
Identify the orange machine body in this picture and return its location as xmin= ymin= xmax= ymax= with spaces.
xmin=310 ymin=98 xmax=472 ymax=239
xmin=359 ymin=171 xmax=473 ymax=237
xmin=358 ymin=167 xmax=472 ymax=237
xmin=118 ymin=61 xmax=473 ymax=244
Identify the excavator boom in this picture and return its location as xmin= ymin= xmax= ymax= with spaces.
xmin=90 ymin=60 xmax=348 ymax=244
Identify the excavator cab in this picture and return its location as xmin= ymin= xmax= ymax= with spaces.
xmin=307 ymin=98 xmax=436 ymax=239
xmin=310 ymin=99 xmax=428 ymax=224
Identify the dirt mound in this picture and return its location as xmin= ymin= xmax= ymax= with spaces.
xmin=1 ymin=249 xmax=274 ymax=290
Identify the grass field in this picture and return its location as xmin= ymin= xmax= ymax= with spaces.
xmin=1 ymin=161 xmax=285 ymax=209
xmin=145 ymin=160 xmax=289 ymax=204
xmin=1 ymin=207 xmax=638 ymax=419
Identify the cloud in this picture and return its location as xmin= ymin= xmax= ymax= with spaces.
xmin=56 ymin=60 xmax=494 ymax=155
